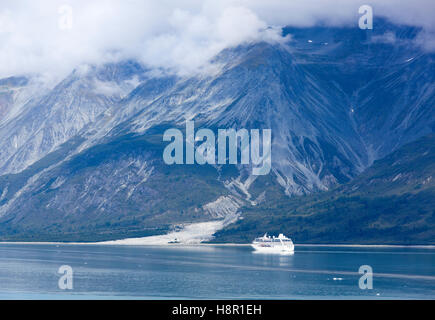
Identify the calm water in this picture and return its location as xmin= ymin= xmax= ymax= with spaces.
xmin=0 ymin=243 xmax=434 ymax=299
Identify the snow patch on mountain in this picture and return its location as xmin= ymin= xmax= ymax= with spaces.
xmin=202 ymin=195 xmax=242 ymax=218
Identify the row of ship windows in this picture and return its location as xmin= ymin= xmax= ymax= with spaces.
xmin=254 ymin=239 xmax=292 ymax=242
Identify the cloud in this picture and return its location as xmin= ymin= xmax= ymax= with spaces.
xmin=0 ymin=0 xmax=434 ymax=83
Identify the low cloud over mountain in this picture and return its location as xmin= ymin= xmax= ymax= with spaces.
xmin=1 ymin=0 xmax=434 ymax=83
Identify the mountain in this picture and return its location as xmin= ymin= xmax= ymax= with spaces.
xmin=0 ymin=61 xmax=146 ymax=176
xmin=0 ymin=21 xmax=433 ymax=242
xmin=213 ymin=134 xmax=435 ymax=244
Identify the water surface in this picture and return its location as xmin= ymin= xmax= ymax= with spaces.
xmin=0 ymin=243 xmax=434 ymax=299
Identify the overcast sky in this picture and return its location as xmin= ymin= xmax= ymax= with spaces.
xmin=0 ymin=0 xmax=434 ymax=82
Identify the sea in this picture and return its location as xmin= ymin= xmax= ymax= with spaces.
xmin=0 ymin=243 xmax=434 ymax=299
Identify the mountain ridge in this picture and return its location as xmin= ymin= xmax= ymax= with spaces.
xmin=0 ymin=22 xmax=433 ymax=242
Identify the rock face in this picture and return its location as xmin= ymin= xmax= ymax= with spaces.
xmin=0 ymin=61 xmax=147 ymax=175
xmin=0 ymin=22 xmax=433 ymax=241
xmin=213 ymin=134 xmax=435 ymax=244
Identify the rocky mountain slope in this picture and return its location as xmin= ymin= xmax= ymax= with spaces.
xmin=0 ymin=21 xmax=433 ymax=242
xmin=214 ymin=134 xmax=435 ymax=244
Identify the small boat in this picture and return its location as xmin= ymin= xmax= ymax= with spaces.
xmin=168 ymin=238 xmax=180 ymax=244
xmin=251 ymin=233 xmax=294 ymax=254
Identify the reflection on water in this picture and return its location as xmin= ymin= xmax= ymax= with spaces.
xmin=0 ymin=243 xmax=434 ymax=299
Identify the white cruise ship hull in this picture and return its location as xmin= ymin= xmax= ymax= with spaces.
xmin=251 ymin=243 xmax=294 ymax=254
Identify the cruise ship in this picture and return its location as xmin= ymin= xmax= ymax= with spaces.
xmin=251 ymin=233 xmax=295 ymax=254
